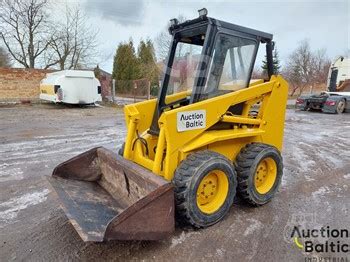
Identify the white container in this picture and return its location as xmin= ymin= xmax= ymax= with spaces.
xmin=39 ymin=70 xmax=102 ymax=104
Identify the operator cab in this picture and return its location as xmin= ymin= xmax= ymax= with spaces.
xmin=150 ymin=8 xmax=275 ymax=134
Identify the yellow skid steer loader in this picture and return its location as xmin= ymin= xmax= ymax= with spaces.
xmin=48 ymin=9 xmax=288 ymax=242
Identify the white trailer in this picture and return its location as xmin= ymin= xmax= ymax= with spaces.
xmin=39 ymin=70 xmax=102 ymax=104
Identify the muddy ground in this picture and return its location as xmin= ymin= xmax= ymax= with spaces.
xmin=0 ymin=104 xmax=349 ymax=261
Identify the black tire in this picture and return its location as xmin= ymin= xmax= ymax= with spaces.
xmin=336 ymin=99 xmax=346 ymax=114
xmin=236 ymin=143 xmax=283 ymax=206
xmin=174 ymin=150 xmax=237 ymax=228
xmin=118 ymin=142 xmax=125 ymax=156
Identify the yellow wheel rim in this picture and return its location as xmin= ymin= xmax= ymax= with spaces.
xmin=254 ymin=157 xmax=277 ymax=194
xmin=196 ymin=170 xmax=229 ymax=214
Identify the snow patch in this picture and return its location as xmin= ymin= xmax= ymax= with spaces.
xmin=312 ymin=186 xmax=330 ymax=199
xmin=344 ymin=174 xmax=350 ymax=179
xmin=0 ymin=164 xmax=24 ymax=182
xmin=0 ymin=127 xmax=123 ymax=162
xmin=170 ymin=231 xmax=198 ymax=248
xmin=216 ymin=248 xmax=226 ymax=258
xmin=243 ymin=218 xmax=263 ymax=236
xmin=281 ymin=175 xmax=287 ymax=187
xmin=0 ymin=189 xmax=49 ymax=226
xmin=291 ymin=144 xmax=315 ymax=172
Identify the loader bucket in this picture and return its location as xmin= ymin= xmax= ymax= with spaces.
xmin=47 ymin=147 xmax=175 ymax=242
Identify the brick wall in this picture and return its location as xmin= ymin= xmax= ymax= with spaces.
xmin=0 ymin=68 xmax=53 ymax=102
xmin=0 ymin=68 xmax=113 ymax=102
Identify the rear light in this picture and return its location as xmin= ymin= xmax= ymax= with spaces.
xmin=97 ymin=86 xmax=101 ymax=94
xmin=325 ymin=100 xmax=336 ymax=106
xmin=296 ymin=98 xmax=304 ymax=104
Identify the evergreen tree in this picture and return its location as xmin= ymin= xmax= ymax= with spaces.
xmin=137 ymin=39 xmax=159 ymax=86
xmin=112 ymin=39 xmax=138 ymax=93
xmin=261 ymin=46 xmax=281 ymax=75
xmin=138 ymin=40 xmax=155 ymax=65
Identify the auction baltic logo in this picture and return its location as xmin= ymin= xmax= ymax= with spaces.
xmin=291 ymin=225 xmax=349 ymax=261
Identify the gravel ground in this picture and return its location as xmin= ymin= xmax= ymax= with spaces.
xmin=0 ymin=104 xmax=349 ymax=261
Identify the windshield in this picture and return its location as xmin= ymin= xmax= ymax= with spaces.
xmin=160 ymin=31 xmax=258 ymax=107
xmin=200 ymin=34 xmax=257 ymax=100
xmin=166 ymin=41 xmax=203 ymax=96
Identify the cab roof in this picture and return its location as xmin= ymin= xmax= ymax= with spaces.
xmin=169 ymin=16 xmax=273 ymax=43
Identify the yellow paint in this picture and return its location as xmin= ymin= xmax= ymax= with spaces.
xmin=207 ymin=138 xmax=251 ymax=162
xmin=254 ymin=157 xmax=277 ymax=194
xmin=249 ymin=79 xmax=264 ymax=87
xmin=40 ymin=84 xmax=55 ymax=95
xmin=221 ymin=115 xmax=263 ymax=125
xmin=196 ymin=170 xmax=229 ymax=214
xmin=181 ymin=129 xmax=265 ymax=153
xmin=152 ymin=127 xmax=165 ymax=174
xmin=123 ymin=118 xmax=137 ymax=159
xmin=122 ymin=75 xmax=288 ymax=181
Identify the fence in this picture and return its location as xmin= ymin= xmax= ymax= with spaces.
xmin=114 ymin=78 xmax=157 ymax=100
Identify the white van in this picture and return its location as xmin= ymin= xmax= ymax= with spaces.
xmin=39 ymin=70 xmax=102 ymax=104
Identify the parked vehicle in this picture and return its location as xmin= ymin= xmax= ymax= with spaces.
xmin=39 ymin=70 xmax=102 ymax=105
xmin=296 ymin=56 xmax=350 ymax=113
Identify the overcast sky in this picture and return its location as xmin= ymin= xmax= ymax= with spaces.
xmin=68 ymin=0 xmax=349 ymax=72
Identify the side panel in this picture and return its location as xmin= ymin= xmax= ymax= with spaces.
xmin=123 ymin=90 xmax=190 ymax=133
xmin=161 ymin=81 xmax=274 ymax=158
xmin=124 ymin=99 xmax=157 ymax=134
xmin=257 ymin=76 xmax=288 ymax=150
xmin=122 ymin=76 xmax=288 ymax=181
xmin=207 ymin=138 xmax=254 ymax=161
xmin=61 ymin=77 xmax=93 ymax=104
xmin=161 ymin=76 xmax=288 ymax=180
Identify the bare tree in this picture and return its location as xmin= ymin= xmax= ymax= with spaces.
xmin=283 ymin=40 xmax=307 ymax=95
xmin=0 ymin=46 xmax=11 ymax=67
xmin=310 ymin=49 xmax=331 ymax=87
xmin=154 ymin=15 xmax=186 ymax=61
xmin=283 ymin=40 xmax=331 ymax=96
xmin=45 ymin=5 xmax=99 ymax=70
xmin=0 ymin=0 xmax=52 ymax=68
